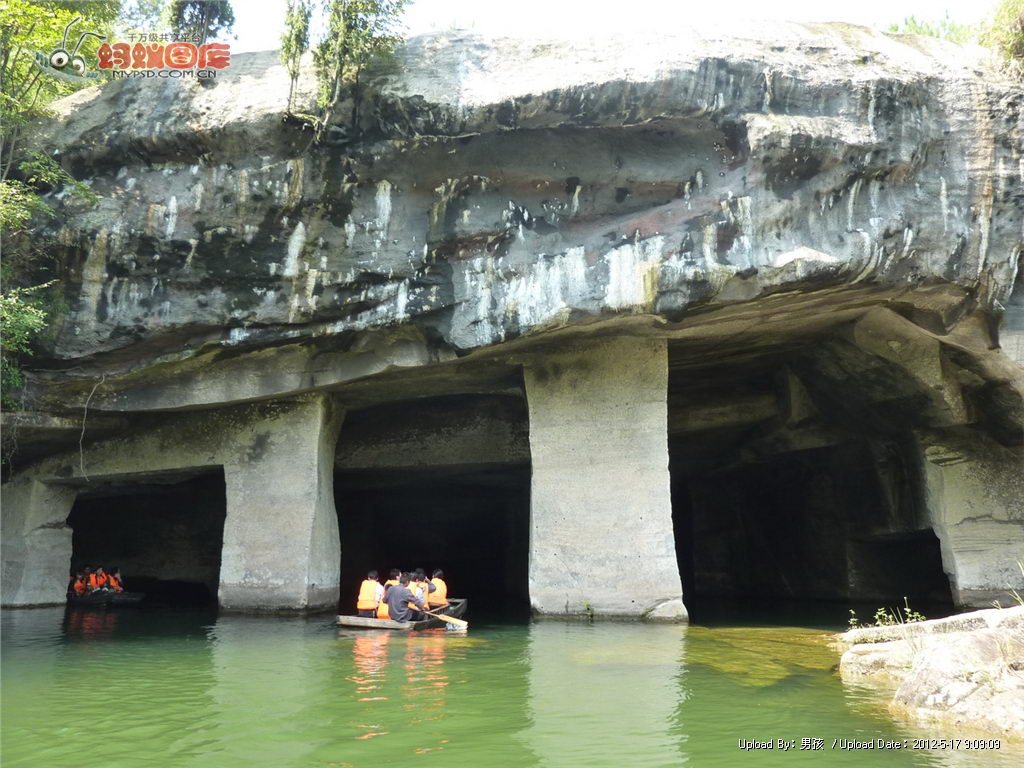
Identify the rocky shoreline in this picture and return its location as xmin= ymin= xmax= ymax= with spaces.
xmin=838 ymin=606 xmax=1024 ymax=739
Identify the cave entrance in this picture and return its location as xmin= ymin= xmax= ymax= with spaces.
xmin=667 ymin=350 xmax=954 ymax=625
xmin=334 ymin=395 xmax=532 ymax=619
xmin=336 ymin=465 xmax=531 ymax=618
xmin=66 ymin=469 xmax=226 ymax=605
xmin=672 ymin=440 xmax=952 ymax=623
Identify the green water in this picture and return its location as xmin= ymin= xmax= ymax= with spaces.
xmin=2 ymin=607 xmax=1019 ymax=767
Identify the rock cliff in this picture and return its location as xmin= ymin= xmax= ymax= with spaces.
xmin=3 ymin=23 xmax=1023 ymax=619
xmin=20 ymin=23 xmax=1022 ymax=411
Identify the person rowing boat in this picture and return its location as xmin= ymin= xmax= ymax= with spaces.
xmin=382 ymin=573 xmax=424 ymax=622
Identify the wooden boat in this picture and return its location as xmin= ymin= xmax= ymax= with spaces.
xmin=110 ymin=591 xmax=144 ymax=605
xmin=67 ymin=591 xmax=113 ymax=606
xmin=336 ymin=598 xmax=467 ymax=631
xmin=67 ymin=591 xmax=144 ymax=606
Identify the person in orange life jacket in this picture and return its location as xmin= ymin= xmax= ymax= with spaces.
xmin=82 ymin=565 xmax=102 ymax=592
xmin=428 ymin=569 xmax=449 ymax=613
xmin=90 ymin=566 xmax=110 ymax=591
xmin=68 ymin=569 xmax=88 ymax=596
xmin=376 ymin=569 xmax=402 ymax=619
xmin=382 ymin=573 xmax=424 ymax=623
xmin=410 ymin=569 xmax=434 ymax=620
xmin=413 ymin=568 xmax=434 ymax=600
xmin=356 ymin=570 xmax=385 ymax=618
xmin=107 ymin=567 xmax=124 ymax=593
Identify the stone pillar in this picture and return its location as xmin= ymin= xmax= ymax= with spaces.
xmin=918 ymin=429 xmax=1024 ymax=608
xmin=0 ymin=480 xmax=77 ymax=606
xmin=523 ymin=337 xmax=686 ymax=620
xmin=219 ymin=394 xmax=343 ymax=612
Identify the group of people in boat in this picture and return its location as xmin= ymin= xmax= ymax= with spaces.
xmin=68 ymin=565 xmax=125 ymax=596
xmin=357 ymin=568 xmax=449 ymax=622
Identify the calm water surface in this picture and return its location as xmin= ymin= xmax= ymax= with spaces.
xmin=2 ymin=606 xmax=1019 ymax=767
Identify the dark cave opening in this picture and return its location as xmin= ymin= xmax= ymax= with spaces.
xmin=335 ymin=464 xmax=531 ymax=619
xmin=671 ymin=438 xmax=953 ymax=624
xmin=66 ymin=471 xmax=226 ymax=605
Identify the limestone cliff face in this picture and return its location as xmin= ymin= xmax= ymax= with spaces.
xmin=25 ymin=23 xmax=1022 ymax=404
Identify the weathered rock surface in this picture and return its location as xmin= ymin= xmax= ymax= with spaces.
xmin=840 ymin=606 xmax=1024 ymax=738
xmin=20 ymin=23 xmax=1022 ymax=412
xmin=4 ymin=24 xmax=1023 ymax=616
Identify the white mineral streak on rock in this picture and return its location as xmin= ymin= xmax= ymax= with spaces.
xmin=193 ymin=181 xmax=204 ymax=212
xmin=846 ymin=178 xmax=861 ymax=231
xmin=702 ymin=223 xmax=716 ymax=262
xmin=773 ymin=246 xmax=840 ymax=280
xmin=940 ymin=177 xmax=949 ymax=233
xmin=761 ymin=68 xmax=773 ymax=113
xmin=978 ymin=182 xmax=992 ymax=271
xmin=375 ymin=180 xmax=392 ymax=235
xmin=569 ymin=184 xmax=581 ymax=217
xmin=284 ymin=221 xmax=305 ymax=277
xmin=164 ymin=193 xmax=179 ymax=239
xmin=901 ymin=227 xmax=915 ymax=261
xmin=605 ymin=236 xmax=664 ymax=310
xmin=395 ymin=280 xmax=409 ymax=320
xmin=867 ymin=83 xmax=876 ymax=134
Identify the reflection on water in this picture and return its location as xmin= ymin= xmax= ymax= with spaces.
xmin=2 ymin=608 xmax=1021 ymax=768
xmin=523 ymin=622 xmax=686 ymax=768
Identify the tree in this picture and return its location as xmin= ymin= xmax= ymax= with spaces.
xmin=166 ymin=0 xmax=234 ymax=46
xmin=281 ymin=0 xmax=312 ymax=115
xmin=887 ymin=13 xmax=978 ymax=44
xmin=279 ymin=0 xmax=407 ymax=139
xmin=0 ymin=0 xmax=116 ymax=410
xmin=981 ymin=0 xmax=1024 ymax=79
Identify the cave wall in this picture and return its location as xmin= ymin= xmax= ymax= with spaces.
xmin=919 ymin=428 xmax=1024 ymax=607
xmin=1 ymin=396 xmax=342 ymax=610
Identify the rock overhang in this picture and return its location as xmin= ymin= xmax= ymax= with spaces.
xmin=12 ymin=23 xmax=1022 ymax=416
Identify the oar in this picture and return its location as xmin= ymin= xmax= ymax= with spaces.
xmin=419 ymin=608 xmax=468 ymax=628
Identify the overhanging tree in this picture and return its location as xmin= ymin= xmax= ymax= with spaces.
xmin=0 ymin=0 xmax=118 ymax=409
xmin=280 ymin=0 xmax=407 ymax=140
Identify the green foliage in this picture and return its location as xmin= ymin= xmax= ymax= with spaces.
xmin=848 ymin=598 xmax=926 ymax=629
xmin=115 ymin=0 xmax=165 ymax=35
xmin=981 ymin=0 xmax=1024 ymax=77
xmin=1 ymin=1 xmax=119 ymax=181
xmin=280 ymin=0 xmax=407 ymax=137
xmin=166 ymin=0 xmax=234 ymax=45
xmin=0 ymin=283 xmax=51 ymax=408
xmin=0 ymin=178 xmax=52 ymax=231
xmin=280 ymin=0 xmax=312 ymax=114
xmin=1 ymin=0 xmax=118 ymax=410
xmin=1011 ymin=560 xmax=1024 ymax=607
xmin=887 ymin=13 xmax=979 ymax=44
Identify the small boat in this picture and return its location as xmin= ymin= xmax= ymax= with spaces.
xmin=67 ymin=591 xmax=145 ymax=606
xmin=336 ymin=599 xmax=467 ymax=631
xmin=67 ymin=591 xmax=113 ymax=606
xmin=110 ymin=591 xmax=145 ymax=605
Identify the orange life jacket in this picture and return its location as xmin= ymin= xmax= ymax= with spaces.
xmin=412 ymin=580 xmax=428 ymax=607
xmin=72 ymin=578 xmax=87 ymax=595
xmin=107 ymin=574 xmax=123 ymax=591
xmin=357 ymin=579 xmax=380 ymax=610
xmin=88 ymin=573 xmax=104 ymax=588
xmin=428 ymin=578 xmax=448 ymax=607
xmin=376 ymin=580 xmax=399 ymax=618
